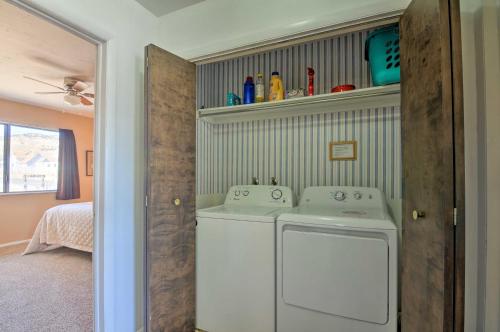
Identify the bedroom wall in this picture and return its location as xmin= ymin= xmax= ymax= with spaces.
xmin=0 ymin=98 xmax=93 ymax=245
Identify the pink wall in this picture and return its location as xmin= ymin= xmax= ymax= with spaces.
xmin=0 ymin=98 xmax=93 ymax=245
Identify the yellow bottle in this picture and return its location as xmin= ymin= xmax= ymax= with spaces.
xmin=269 ymin=71 xmax=284 ymax=101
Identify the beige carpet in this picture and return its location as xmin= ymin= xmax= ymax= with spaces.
xmin=0 ymin=248 xmax=93 ymax=332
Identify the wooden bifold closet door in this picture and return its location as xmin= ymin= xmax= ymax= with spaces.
xmin=400 ymin=0 xmax=465 ymax=331
xmin=144 ymin=44 xmax=196 ymax=332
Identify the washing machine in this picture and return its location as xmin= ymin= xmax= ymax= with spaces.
xmin=196 ymin=185 xmax=295 ymax=332
xmin=277 ymin=186 xmax=398 ymax=332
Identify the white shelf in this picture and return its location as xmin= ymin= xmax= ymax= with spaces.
xmin=197 ymin=84 xmax=400 ymax=124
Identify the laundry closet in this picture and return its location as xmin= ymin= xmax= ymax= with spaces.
xmin=195 ymin=24 xmax=402 ymax=222
xmin=143 ymin=1 xmax=465 ymax=331
xmin=193 ymin=20 xmax=403 ymax=332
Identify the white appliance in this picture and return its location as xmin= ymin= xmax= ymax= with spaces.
xmin=196 ymin=185 xmax=295 ymax=332
xmin=277 ymin=186 xmax=398 ymax=332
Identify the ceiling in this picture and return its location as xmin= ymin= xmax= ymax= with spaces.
xmin=135 ymin=0 xmax=205 ymax=17
xmin=158 ymin=0 xmax=410 ymax=59
xmin=0 ymin=1 xmax=97 ymax=117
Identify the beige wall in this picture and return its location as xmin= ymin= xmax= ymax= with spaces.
xmin=0 ymin=98 xmax=93 ymax=245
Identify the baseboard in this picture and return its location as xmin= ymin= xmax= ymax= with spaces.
xmin=0 ymin=239 xmax=30 ymax=248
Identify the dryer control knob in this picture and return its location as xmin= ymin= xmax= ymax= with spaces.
xmin=353 ymin=192 xmax=362 ymax=200
xmin=271 ymin=189 xmax=283 ymax=200
xmin=334 ymin=191 xmax=346 ymax=201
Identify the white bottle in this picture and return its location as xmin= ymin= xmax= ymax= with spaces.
xmin=255 ymin=73 xmax=265 ymax=103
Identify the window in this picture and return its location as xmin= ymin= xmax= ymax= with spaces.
xmin=1 ymin=124 xmax=59 ymax=193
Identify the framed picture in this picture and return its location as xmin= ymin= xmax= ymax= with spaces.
xmin=86 ymin=150 xmax=94 ymax=176
xmin=329 ymin=140 xmax=357 ymax=161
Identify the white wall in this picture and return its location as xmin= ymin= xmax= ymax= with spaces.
xmin=461 ymin=0 xmax=500 ymax=331
xmin=23 ymin=0 xmax=159 ymax=330
xmin=461 ymin=10 xmax=479 ymax=332
xmin=157 ymin=0 xmax=410 ymax=59
xmin=479 ymin=2 xmax=500 ymax=330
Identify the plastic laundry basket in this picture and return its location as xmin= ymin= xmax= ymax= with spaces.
xmin=365 ymin=25 xmax=401 ymax=86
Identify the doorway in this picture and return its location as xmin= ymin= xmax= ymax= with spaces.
xmin=0 ymin=1 xmax=105 ymax=330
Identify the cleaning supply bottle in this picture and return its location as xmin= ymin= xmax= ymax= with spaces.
xmin=307 ymin=67 xmax=315 ymax=96
xmin=255 ymin=73 xmax=265 ymax=102
xmin=243 ymin=76 xmax=255 ymax=104
xmin=269 ymin=71 xmax=284 ymax=101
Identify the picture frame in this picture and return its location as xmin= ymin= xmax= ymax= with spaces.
xmin=329 ymin=140 xmax=357 ymax=161
xmin=86 ymin=150 xmax=94 ymax=176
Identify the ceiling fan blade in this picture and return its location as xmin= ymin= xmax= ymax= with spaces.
xmin=72 ymin=80 xmax=89 ymax=92
xmin=24 ymin=76 xmax=66 ymax=91
xmin=80 ymin=96 xmax=94 ymax=106
xmin=81 ymin=92 xmax=95 ymax=98
xmin=35 ymin=91 xmax=67 ymax=94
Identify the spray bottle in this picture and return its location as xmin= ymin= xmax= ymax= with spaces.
xmin=307 ymin=67 xmax=315 ymax=96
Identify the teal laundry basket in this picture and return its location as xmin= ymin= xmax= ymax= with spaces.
xmin=365 ymin=25 xmax=401 ymax=86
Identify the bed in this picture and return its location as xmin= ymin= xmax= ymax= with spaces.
xmin=23 ymin=202 xmax=93 ymax=255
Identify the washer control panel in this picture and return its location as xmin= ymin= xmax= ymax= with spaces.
xmin=226 ymin=185 xmax=295 ymax=207
xmin=300 ymin=186 xmax=386 ymax=209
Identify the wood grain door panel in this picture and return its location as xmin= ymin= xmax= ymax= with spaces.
xmin=400 ymin=0 xmax=464 ymax=331
xmin=145 ymin=44 xmax=196 ymax=332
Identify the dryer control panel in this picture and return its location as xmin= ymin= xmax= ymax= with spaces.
xmin=225 ymin=185 xmax=295 ymax=207
xmin=299 ymin=186 xmax=387 ymax=210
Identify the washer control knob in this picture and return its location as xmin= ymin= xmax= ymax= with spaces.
xmin=271 ymin=189 xmax=283 ymax=200
xmin=234 ymin=190 xmax=241 ymax=196
xmin=353 ymin=192 xmax=362 ymax=200
xmin=334 ymin=191 xmax=346 ymax=201
xmin=243 ymin=190 xmax=249 ymax=196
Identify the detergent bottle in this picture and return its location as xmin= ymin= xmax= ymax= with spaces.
xmin=269 ymin=71 xmax=284 ymax=101
xmin=243 ymin=76 xmax=255 ymax=104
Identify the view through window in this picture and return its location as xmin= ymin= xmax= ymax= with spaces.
xmin=1 ymin=124 xmax=59 ymax=193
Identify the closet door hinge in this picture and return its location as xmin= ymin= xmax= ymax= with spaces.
xmin=453 ymin=208 xmax=457 ymax=226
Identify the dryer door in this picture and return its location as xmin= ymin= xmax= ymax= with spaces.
xmin=282 ymin=226 xmax=389 ymax=324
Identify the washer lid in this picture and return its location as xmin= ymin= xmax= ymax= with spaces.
xmin=278 ymin=206 xmax=396 ymax=230
xmin=197 ymin=205 xmax=287 ymax=223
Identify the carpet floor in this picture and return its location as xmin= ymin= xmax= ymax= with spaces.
xmin=0 ymin=248 xmax=93 ymax=332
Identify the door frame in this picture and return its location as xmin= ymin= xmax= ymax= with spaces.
xmin=6 ymin=1 xmax=107 ymax=331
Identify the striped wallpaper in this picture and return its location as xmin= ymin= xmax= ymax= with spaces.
xmin=196 ymin=28 xmax=402 ymax=199
xmin=197 ymin=106 xmax=401 ymax=199
xmin=196 ymin=30 xmax=374 ymax=109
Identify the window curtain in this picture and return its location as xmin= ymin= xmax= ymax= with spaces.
xmin=56 ymin=129 xmax=80 ymax=200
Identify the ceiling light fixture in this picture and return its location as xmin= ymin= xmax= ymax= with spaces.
xmin=64 ymin=94 xmax=81 ymax=106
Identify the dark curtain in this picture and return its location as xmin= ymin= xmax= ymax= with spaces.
xmin=56 ymin=129 xmax=80 ymax=200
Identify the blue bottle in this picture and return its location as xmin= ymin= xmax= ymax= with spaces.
xmin=243 ymin=76 xmax=255 ymax=104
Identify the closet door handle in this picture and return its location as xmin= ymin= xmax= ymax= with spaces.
xmin=412 ymin=210 xmax=425 ymax=221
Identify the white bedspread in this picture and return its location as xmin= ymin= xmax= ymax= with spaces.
xmin=24 ymin=202 xmax=93 ymax=255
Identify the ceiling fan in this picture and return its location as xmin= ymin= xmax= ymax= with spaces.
xmin=24 ymin=76 xmax=95 ymax=106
